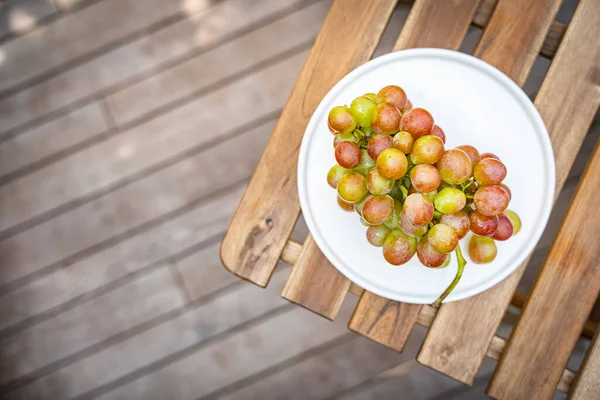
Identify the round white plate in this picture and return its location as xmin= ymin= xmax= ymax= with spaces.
xmin=297 ymin=49 xmax=555 ymax=304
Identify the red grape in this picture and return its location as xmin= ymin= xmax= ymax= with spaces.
xmin=469 ymin=210 xmax=498 ymax=237
xmin=440 ymin=211 xmax=470 ymax=239
xmin=337 ymin=172 xmax=368 ymax=203
xmin=383 ymin=229 xmax=418 ymax=265
xmin=480 ymin=152 xmax=500 ymax=160
xmin=469 ymin=235 xmax=497 ymax=264
xmin=362 ymin=195 xmax=395 ymax=225
xmin=377 ymin=85 xmax=408 ymax=112
xmin=392 ymin=131 xmax=414 ymax=154
xmin=456 ymin=145 xmax=481 ymax=169
xmin=410 ymin=135 xmax=445 ymax=165
xmin=474 ymin=158 xmax=507 ymax=185
xmin=337 ymin=197 xmax=354 ymax=212
xmin=493 ymin=213 xmax=514 ymax=241
xmin=404 ymin=99 xmax=413 ymax=111
xmin=367 ymin=134 xmax=393 ymax=159
xmin=474 ymin=185 xmax=509 ymax=216
xmin=430 ymin=125 xmax=446 ymax=143
xmin=428 ymin=223 xmax=458 ymax=253
xmin=328 ymin=106 xmax=356 ymax=134
xmin=335 ymin=141 xmax=361 ymax=169
xmin=376 ymin=148 xmax=408 ymax=180
xmin=437 ymin=149 xmax=472 ymax=184
xmin=372 ymin=103 xmax=401 ymax=134
xmin=499 ymin=183 xmax=512 ymax=200
xmin=366 ymin=224 xmax=391 ymax=247
xmin=400 ymin=108 xmax=434 ymax=140
xmin=402 ymin=193 xmax=434 ymax=227
xmin=417 ymin=236 xmax=449 ymax=268
xmin=410 ymin=164 xmax=441 ymax=193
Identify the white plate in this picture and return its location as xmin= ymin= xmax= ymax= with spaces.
xmin=297 ymin=49 xmax=555 ymax=304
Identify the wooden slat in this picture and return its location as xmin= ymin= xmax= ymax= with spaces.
xmin=570 ymin=329 xmax=600 ymax=399
xmin=282 ymin=236 xmax=350 ymax=320
xmin=472 ymin=0 xmax=566 ymax=59
xmin=487 ymin=141 xmax=600 ymax=399
xmin=10 ymin=268 xmax=291 ymax=399
xmin=0 ymin=0 xmax=57 ymax=40
xmin=348 ymin=0 xmax=481 ymax=351
xmin=418 ymin=0 xmax=599 ymax=386
xmin=220 ymin=0 xmax=397 ymax=286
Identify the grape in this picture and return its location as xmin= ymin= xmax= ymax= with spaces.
xmin=440 ymin=211 xmax=470 ymax=239
xmin=405 ymin=99 xmax=413 ymax=110
xmin=376 ymin=85 xmax=408 ymax=112
xmin=434 ymin=188 xmax=466 ymax=214
xmin=402 ymin=193 xmax=434 ymax=227
xmin=499 ymin=183 xmax=512 ymax=200
xmin=366 ymin=168 xmax=394 ymax=195
xmin=392 ymin=131 xmax=414 ymax=154
xmin=366 ymin=224 xmax=391 ymax=247
xmin=410 ymin=135 xmax=445 ymax=165
xmin=474 ymin=158 xmax=507 ymax=185
xmin=372 ymin=103 xmax=401 ymax=134
xmin=363 ymin=93 xmax=377 ymax=102
xmin=469 ymin=210 xmax=498 ymax=237
xmin=327 ymin=165 xmax=350 ymax=189
xmin=367 ymin=134 xmax=393 ymax=159
xmin=383 ymin=229 xmax=418 ymax=265
xmin=468 ymin=235 xmax=497 ymax=264
xmin=333 ymin=132 xmax=358 ymax=148
xmin=376 ymin=148 xmax=408 ymax=180
xmin=456 ymin=145 xmax=481 ymax=169
xmin=410 ymin=164 xmax=441 ymax=193
xmin=353 ymin=148 xmax=376 ymax=175
xmin=424 ymin=190 xmax=438 ymax=203
xmin=417 ymin=236 xmax=449 ymax=268
xmin=337 ymin=172 xmax=368 ymax=203
xmin=360 ymin=216 xmax=370 ymax=226
xmin=337 ymin=197 xmax=354 ymax=212
xmin=328 ymin=106 xmax=356 ymax=134
xmin=400 ymin=213 xmax=429 ymax=237
xmin=354 ymin=195 xmax=368 ymax=216
xmin=440 ymin=253 xmax=451 ymax=268
xmin=481 ymin=152 xmax=500 ymax=160
xmin=350 ymin=96 xmax=377 ymax=128
xmin=493 ymin=213 xmax=514 ymax=241
xmin=504 ymin=209 xmax=522 ymax=235
xmin=399 ymin=108 xmax=434 ymax=140
xmin=383 ymin=200 xmax=402 ymax=229
xmin=362 ymin=195 xmax=395 ymax=225
xmin=474 ymin=185 xmax=509 ymax=216
xmin=428 ymin=223 xmax=458 ymax=253
xmin=437 ymin=149 xmax=472 ymax=184
xmin=334 ymin=141 xmax=361 ymax=169
xmin=430 ymin=125 xmax=446 ymax=143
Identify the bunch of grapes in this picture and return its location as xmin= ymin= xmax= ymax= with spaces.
xmin=326 ymin=85 xmax=522 ymax=306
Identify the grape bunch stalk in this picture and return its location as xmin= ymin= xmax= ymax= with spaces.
xmin=326 ymin=85 xmax=522 ymax=306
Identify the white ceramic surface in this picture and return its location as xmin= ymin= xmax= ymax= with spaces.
xmin=297 ymin=49 xmax=555 ymax=304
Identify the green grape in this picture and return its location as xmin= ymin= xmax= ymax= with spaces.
xmin=492 ymin=213 xmax=513 ymax=241
xmin=456 ymin=145 xmax=481 ymax=169
xmin=367 ymin=134 xmax=393 ymax=159
xmin=337 ymin=197 xmax=354 ymax=212
xmin=362 ymin=195 xmax=395 ymax=225
xmin=328 ymin=106 xmax=356 ymax=134
xmin=392 ymin=131 xmax=414 ymax=154
xmin=382 ymin=229 xmax=418 ymax=265
xmin=333 ymin=132 xmax=358 ymax=148
xmin=384 ymin=200 xmax=402 ymax=229
xmin=434 ymin=188 xmax=466 ymax=214
xmin=353 ymin=149 xmax=376 ymax=176
xmin=428 ymin=223 xmax=458 ymax=254
xmin=504 ymin=209 xmax=522 ymax=235
xmin=440 ymin=253 xmax=451 ymax=268
xmin=437 ymin=149 xmax=472 ymax=184
xmin=410 ymin=135 xmax=445 ymax=165
xmin=327 ymin=165 xmax=349 ymax=189
xmin=402 ymin=193 xmax=434 ymax=227
xmin=363 ymin=93 xmax=377 ymax=102
xmin=399 ymin=108 xmax=434 ymax=140
xmin=473 ymin=185 xmax=509 ymax=216
xmin=350 ymin=96 xmax=377 ymax=128
xmin=469 ymin=210 xmax=498 ymax=237
xmin=371 ymin=103 xmax=401 ymax=134
xmin=417 ymin=236 xmax=448 ymax=268
xmin=366 ymin=168 xmax=394 ymax=195
xmin=440 ymin=211 xmax=470 ymax=239
xmin=337 ymin=172 xmax=367 ymax=203
xmin=409 ymin=164 xmax=441 ymax=193
xmin=424 ymin=190 xmax=438 ymax=202
xmin=468 ymin=235 xmax=497 ymax=264
xmin=376 ymin=85 xmax=408 ymax=112
xmin=474 ymin=158 xmax=507 ymax=185
xmin=376 ymin=148 xmax=408 ymax=180
xmin=366 ymin=224 xmax=391 ymax=247
xmin=335 ymin=141 xmax=361 ymax=169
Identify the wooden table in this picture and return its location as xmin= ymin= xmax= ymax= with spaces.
xmin=220 ymin=0 xmax=600 ymax=398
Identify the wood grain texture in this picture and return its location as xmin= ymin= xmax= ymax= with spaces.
xmin=418 ymin=0 xmax=600 ymax=386
xmin=349 ymin=0 xmax=481 ymax=352
xmin=348 ymin=290 xmax=421 ymax=352
xmin=472 ymin=0 xmax=566 ymax=59
xmin=282 ymin=236 xmax=351 ymax=320
xmin=220 ymin=0 xmax=398 ymax=286
xmin=487 ymin=141 xmax=600 ymax=399
xmin=569 ymin=329 xmax=600 ymax=399
xmin=473 ymin=0 xmax=562 ymax=86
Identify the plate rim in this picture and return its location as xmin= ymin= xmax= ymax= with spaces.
xmin=297 ymin=48 xmax=555 ymax=304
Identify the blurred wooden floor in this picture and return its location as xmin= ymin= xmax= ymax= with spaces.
xmin=0 ymin=0 xmax=596 ymax=399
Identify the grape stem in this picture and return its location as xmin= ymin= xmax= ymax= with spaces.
xmin=432 ymin=244 xmax=467 ymax=308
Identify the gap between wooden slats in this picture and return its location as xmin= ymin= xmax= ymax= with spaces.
xmin=220 ymin=0 xmax=398 ymax=283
